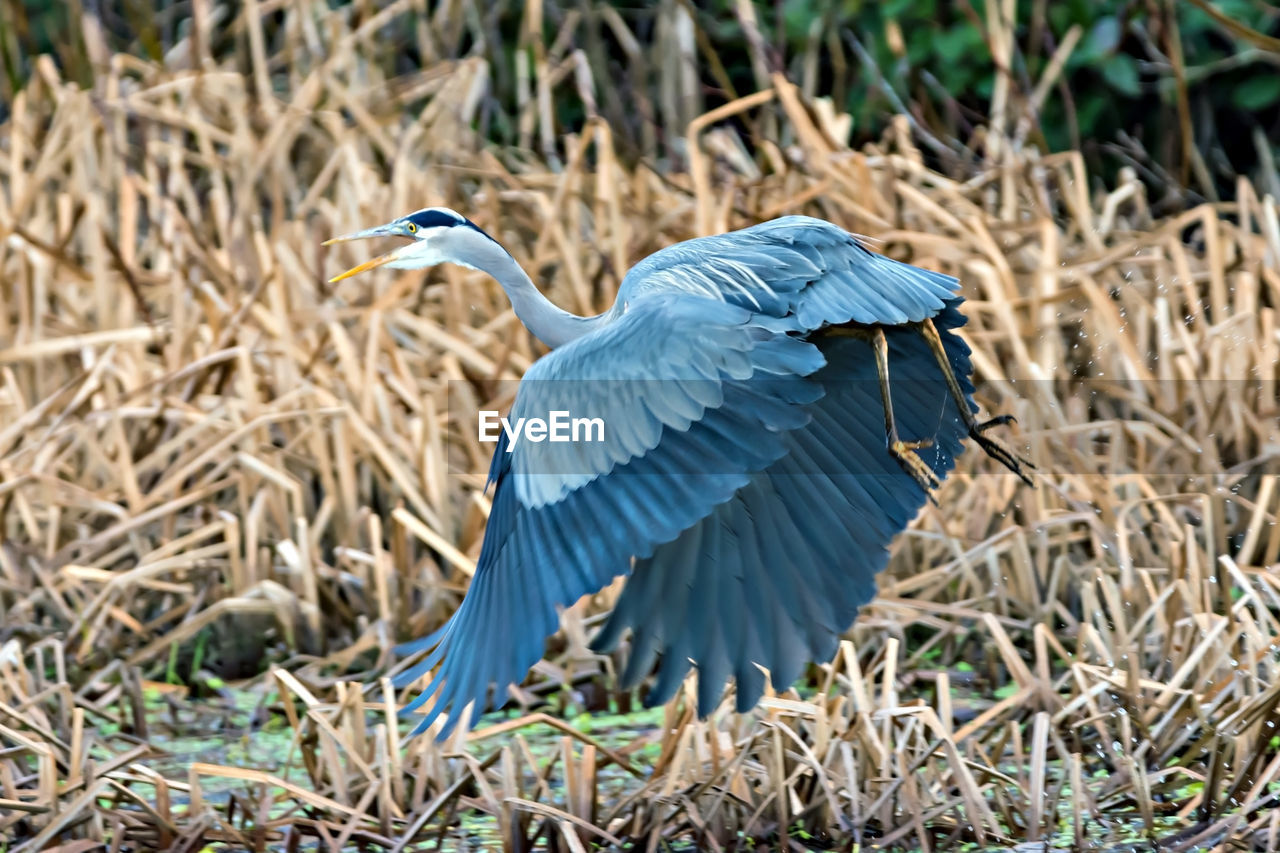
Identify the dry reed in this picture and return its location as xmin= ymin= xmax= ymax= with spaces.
xmin=2 ymin=2 xmax=1279 ymax=851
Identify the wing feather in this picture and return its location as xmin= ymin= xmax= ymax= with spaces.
xmin=395 ymin=295 xmax=827 ymax=737
xmin=622 ymin=216 xmax=958 ymax=329
xmin=592 ymin=304 xmax=977 ymax=714
xmin=511 ymin=299 xmax=825 ymax=508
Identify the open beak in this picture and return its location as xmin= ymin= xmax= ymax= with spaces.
xmin=323 ymin=224 xmax=409 ymax=283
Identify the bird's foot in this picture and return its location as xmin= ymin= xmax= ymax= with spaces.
xmin=890 ymin=437 xmax=942 ymax=503
xmin=969 ymin=414 xmax=1035 ymax=485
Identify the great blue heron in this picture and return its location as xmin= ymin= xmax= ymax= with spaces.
xmin=325 ymin=207 xmax=1031 ymax=737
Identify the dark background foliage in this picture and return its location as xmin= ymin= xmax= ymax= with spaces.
xmin=3 ymin=0 xmax=1278 ymax=207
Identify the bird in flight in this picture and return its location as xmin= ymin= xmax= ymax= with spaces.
xmin=325 ymin=207 xmax=1032 ymax=737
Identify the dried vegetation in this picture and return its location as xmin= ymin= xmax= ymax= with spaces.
xmin=2 ymin=1 xmax=1279 ymax=851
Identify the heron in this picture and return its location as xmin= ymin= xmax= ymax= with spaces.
xmin=325 ymin=207 xmax=1032 ymax=737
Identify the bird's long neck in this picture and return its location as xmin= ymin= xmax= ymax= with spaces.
xmin=466 ymin=235 xmax=607 ymax=348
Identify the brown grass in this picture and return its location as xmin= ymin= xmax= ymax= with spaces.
xmin=2 ymin=3 xmax=1280 ymax=851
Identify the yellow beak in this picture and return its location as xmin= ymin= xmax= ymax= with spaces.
xmin=326 ymin=248 xmax=403 ymax=283
xmin=323 ymin=224 xmax=408 ymax=283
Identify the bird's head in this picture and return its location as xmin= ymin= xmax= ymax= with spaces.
xmin=323 ymin=206 xmax=499 ymax=282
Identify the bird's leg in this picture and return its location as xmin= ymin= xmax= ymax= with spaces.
xmin=915 ymin=318 xmax=1034 ymax=485
xmin=869 ymin=326 xmax=944 ymax=499
xmin=828 ymin=325 xmax=942 ymax=499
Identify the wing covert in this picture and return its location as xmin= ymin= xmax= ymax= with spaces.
xmin=507 ymin=295 xmax=824 ymax=508
xmin=620 ymin=216 xmax=959 ymax=330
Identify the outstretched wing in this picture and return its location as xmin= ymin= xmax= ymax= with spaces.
xmin=395 ymin=295 xmax=825 ymax=737
xmin=592 ymin=302 xmax=978 ymax=712
xmin=621 ymin=216 xmax=960 ymax=328
xmin=577 ymin=219 xmax=979 ymax=713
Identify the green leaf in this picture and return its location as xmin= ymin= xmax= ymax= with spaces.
xmin=1102 ymin=55 xmax=1140 ymax=96
xmin=934 ymin=25 xmax=982 ymax=64
xmin=1233 ymin=75 xmax=1280 ymax=112
xmin=782 ymin=0 xmax=822 ymax=40
xmin=1080 ymin=16 xmax=1121 ymax=61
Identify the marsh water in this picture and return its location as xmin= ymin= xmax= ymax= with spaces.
xmin=133 ymin=683 xmax=665 ymax=850
xmin=126 ymin=683 xmax=1192 ymax=851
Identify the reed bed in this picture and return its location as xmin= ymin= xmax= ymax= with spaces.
xmin=2 ymin=3 xmax=1280 ymax=851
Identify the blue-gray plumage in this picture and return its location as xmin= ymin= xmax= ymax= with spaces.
xmin=325 ymin=209 xmax=1032 ymax=738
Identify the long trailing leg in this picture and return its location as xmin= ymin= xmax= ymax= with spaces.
xmin=827 ymin=325 xmax=942 ymax=499
xmin=916 ymin=318 xmax=1034 ymax=485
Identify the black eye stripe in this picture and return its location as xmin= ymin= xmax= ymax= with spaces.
xmin=406 ymin=208 xmax=468 ymax=230
xmin=402 ymin=207 xmax=502 ymax=249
